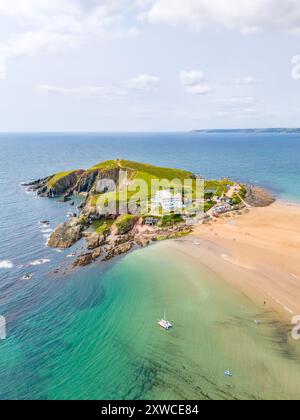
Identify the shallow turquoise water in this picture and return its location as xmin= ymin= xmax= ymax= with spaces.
xmin=0 ymin=132 xmax=300 ymax=400
xmin=2 ymin=245 xmax=300 ymax=400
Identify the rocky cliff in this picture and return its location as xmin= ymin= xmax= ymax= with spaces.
xmin=26 ymin=170 xmax=85 ymax=198
xmin=27 ymin=159 xmax=275 ymax=268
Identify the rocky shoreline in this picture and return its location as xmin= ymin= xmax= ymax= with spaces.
xmin=26 ymin=160 xmax=275 ymax=268
xmin=48 ymin=215 xmax=194 ymax=268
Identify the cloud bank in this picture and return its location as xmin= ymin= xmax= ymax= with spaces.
xmin=142 ymin=0 xmax=300 ymax=34
xmin=2 ymin=0 xmax=300 ymax=80
xmin=0 ymin=0 xmax=137 ymax=79
xmin=38 ymin=74 xmax=160 ymax=98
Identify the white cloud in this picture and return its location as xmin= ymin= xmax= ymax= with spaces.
xmin=142 ymin=0 xmax=300 ymax=34
xmin=213 ymin=96 xmax=256 ymax=107
xmin=292 ymin=55 xmax=300 ymax=80
xmin=38 ymin=84 xmax=119 ymax=99
xmin=180 ymin=70 xmax=205 ymax=86
xmin=180 ymin=70 xmax=214 ymax=95
xmin=127 ymin=74 xmax=160 ymax=90
xmin=0 ymin=55 xmax=6 ymax=80
xmin=236 ymin=76 xmax=259 ymax=85
xmin=136 ymin=0 xmax=153 ymax=7
xmin=187 ymin=84 xmax=214 ymax=95
xmin=38 ymin=74 xmax=160 ymax=98
xmin=0 ymin=0 xmax=137 ymax=80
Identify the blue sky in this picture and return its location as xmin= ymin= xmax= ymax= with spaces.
xmin=0 ymin=0 xmax=300 ymax=131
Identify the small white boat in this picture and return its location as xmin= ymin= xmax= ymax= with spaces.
xmin=158 ymin=310 xmax=173 ymax=330
xmin=224 ymin=370 xmax=233 ymax=378
xmin=21 ymin=274 xmax=33 ymax=281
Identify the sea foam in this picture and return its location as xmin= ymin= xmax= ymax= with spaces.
xmin=29 ymin=259 xmax=51 ymax=266
xmin=0 ymin=260 xmax=14 ymax=269
xmin=41 ymin=228 xmax=53 ymax=234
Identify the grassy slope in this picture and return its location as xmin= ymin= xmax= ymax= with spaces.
xmin=48 ymin=170 xmax=80 ymax=188
xmin=87 ymin=160 xmax=119 ymax=172
xmin=89 ymin=160 xmax=198 ymax=210
xmin=92 ymin=219 xmax=114 ymax=235
xmin=205 ymin=179 xmax=234 ymax=196
xmin=49 ymin=160 xmax=235 ymax=214
xmin=114 ymin=214 xmax=137 ymax=231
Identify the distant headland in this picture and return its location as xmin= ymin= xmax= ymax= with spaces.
xmin=192 ymin=128 xmax=300 ymax=134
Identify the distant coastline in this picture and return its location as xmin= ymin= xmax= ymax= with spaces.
xmin=192 ymin=128 xmax=300 ymax=134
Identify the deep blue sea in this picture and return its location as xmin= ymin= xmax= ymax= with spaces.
xmin=0 ymin=132 xmax=300 ymax=400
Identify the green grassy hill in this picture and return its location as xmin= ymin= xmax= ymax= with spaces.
xmin=46 ymin=159 xmax=235 ymax=215
xmin=88 ymin=160 xmax=198 ymax=211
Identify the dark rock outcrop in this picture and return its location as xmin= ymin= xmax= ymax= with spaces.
xmin=85 ymin=233 xmax=106 ymax=250
xmin=27 ymin=171 xmax=85 ymax=198
xmin=73 ymin=248 xmax=102 ymax=267
xmin=104 ymin=242 xmax=133 ymax=261
xmin=48 ymin=218 xmax=84 ymax=249
xmin=25 ymin=176 xmax=54 ymax=195
xmin=48 ymin=171 xmax=85 ymax=197
xmin=23 ymin=176 xmax=53 ymax=188
xmin=245 ymin=186 xmax=275 ymax=207
xmin=74 ymin=170 xmax=99 ymax=194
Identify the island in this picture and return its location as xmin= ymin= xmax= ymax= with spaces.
xmin=24 ymin=159 xmax=274 ymax=267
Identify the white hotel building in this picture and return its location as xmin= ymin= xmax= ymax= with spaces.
xmin=151 ymin=190 xmax=184 ymax=214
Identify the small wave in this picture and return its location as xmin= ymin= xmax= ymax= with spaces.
xmin=41 ymin=228 xmax=53 ymax=234
xmin=29 ymin=259 xmax=51 ymax=266
xmin=268 ymin=294 xmax=294 ymax=315
xmin=221 ymin=254 xmax=253 ymax=270
xmin=20 ymin=180 xmax=33 ymax=186
xmin=39 ymin=221 xmax=50 ymax=228
xmin=0 ymin=260 xmax=14 ymax=269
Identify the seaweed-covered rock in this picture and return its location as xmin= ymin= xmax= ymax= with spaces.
xmin=73 ymin=253 xmax=94 ymax=267
xmin=73 ymin=248 xmax=102 ymax=267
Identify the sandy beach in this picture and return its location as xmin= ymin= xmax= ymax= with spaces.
xmin=168 ymin=201 xmax=300 ymax=320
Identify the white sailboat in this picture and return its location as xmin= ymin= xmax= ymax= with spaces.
xmin=158 ymin=309 xmax=173 ymax=330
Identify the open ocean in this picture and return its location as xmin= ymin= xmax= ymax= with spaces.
xmin=1 ymin=132 xmax=300 ymax=400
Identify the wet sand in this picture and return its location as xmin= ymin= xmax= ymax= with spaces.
xmin=169 ymin=202 xmax=300 ymax=320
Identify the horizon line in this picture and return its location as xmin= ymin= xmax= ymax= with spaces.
xmin=0 ymin=127 xmax=300 ymax=135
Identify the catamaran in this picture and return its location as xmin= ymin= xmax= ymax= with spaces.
xmin=158 ymin=310 xmax=173 ymax=330
xmin=224 ymin=370 xmax=233 ymax=378
xmin=21 ymin=274 xmax=33 ymax=281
